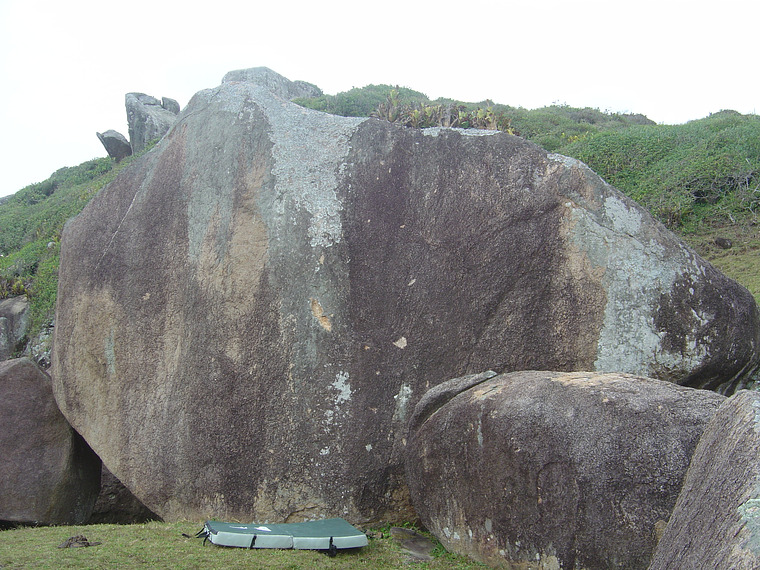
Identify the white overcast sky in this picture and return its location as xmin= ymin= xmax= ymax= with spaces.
xmin=0 ymin=0 xmax=758 ymax=198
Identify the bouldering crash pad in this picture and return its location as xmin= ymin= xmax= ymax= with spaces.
xmin=200 ymin=518 xmax=368 ymax=554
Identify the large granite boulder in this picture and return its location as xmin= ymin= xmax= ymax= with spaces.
xmin=649 ymin=390 xmax=760 ymax=569
xmin=96 ymin=129 xmax=132 ymax=162
xmin=125 ymin=92 xmax=180 ymax=152
xmin=406 ymin=370 xmax=725 ymax=569
xmin=0 ymin=358 xmax=101 ymax=525
xmin=0 ymin=296 xmax=29 ymax=360
xmin=51 ymin=67 xmax=760 ymax=523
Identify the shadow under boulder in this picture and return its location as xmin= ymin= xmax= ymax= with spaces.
xmin=88 ymin=465 xmax=161 ymax=525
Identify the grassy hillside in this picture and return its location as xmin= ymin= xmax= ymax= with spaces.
xmin=0 ymin=144 xmax=155 ymax=346
xmin=553 ymin=110 xmax=760 ymax=301
xmin=1 ymin=88 xmax=758 ymax=359
xmin=0 ymin=158 xmax=112 ymax=340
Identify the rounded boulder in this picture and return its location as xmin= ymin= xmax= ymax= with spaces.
xmin=406 ymin=370 xmax=725 ymax=569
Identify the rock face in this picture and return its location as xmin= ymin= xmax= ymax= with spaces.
xmin=125 ymin=92 xmax=180 ymax=152
xmin=405 ymin=370 xmax=725 ymax=569
xmin=0 ymin=358 xmax=101 ymax=525
xmin=96 ymin=130 xmax=132 ymax=162
xmin=51 ymin=67 xmax=760 ymax=523
xmin=649 ymin=390 xmax=760 ymax=569
xmin=0 ymin=296 xmax=29 ymax=360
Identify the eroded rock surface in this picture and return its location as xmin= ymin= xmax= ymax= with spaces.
xmin=0 ymin=358 xmax=100 ymax=525
xmin=406 ymin=370 xmax=725 ymax=569
xmin=52 ymin=67 xmax=760 ymax=523
xmin=649 ymin=390 xmax=760 ymax=569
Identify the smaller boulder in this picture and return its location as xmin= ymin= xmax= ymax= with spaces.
xmin=0 ymin=358 xmax=101 ymax=525
xmin=96 ymin=130 xmax=132 ymax=162
xmin=406 ymin=370 xmax=725 ymax=569
xmin=125 ymin=92 xmax=180 ymax=153
xmin=649 ymin=390 xmax=760 ymax=569
xmin=0 ymin=296 xmax=30 ymax=361
xmin=714 ymin=237 xmax=733 ymax=249
xmin=161 ymin=97 xmax=180 ymax=115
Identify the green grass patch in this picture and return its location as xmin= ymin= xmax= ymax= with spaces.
xmin=0 ymin=521 xmax=485 ymax=569
xmin=711 ymin=250 xmax=760 ymax=305
xmin=682 ymin=225 xmax=760 ymax=306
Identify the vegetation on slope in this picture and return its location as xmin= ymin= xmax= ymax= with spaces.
xmin=0 ymin=158 xmax=111 ymax=340
xmin=0 ymin=143 xmax=156 ymax=345
xmin=557 ymin=110 xmax=760 ymax=231
xmin=294 ymin=84 xmax=429 ymax=117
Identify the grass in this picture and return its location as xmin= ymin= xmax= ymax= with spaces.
xmin=0 ymin=521 xmax=486 ymax=569
xmin=682 ymin=224 xmax=760 ymax=305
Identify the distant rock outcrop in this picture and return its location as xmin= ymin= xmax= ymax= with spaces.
xmin=405 ymin=370 xmax=725 ymax=569
xmin=125 ymin=92 xmax=180 ymax=153
xmin=51 ymin=67 xmax=760 ymax=524
xmin=0 ymin=358 xmax=101 ymax=525
xmin=223 ymin=66 xmax=322 ymax=99
xmin=22 ymin=319 xmax=54 ymax=369
xmin=649 ymin=389 xmax=760 ymax=569
xmin=96 ymin=130 xmax=132 ymax=162
xmin=0 ymin=296 xmax=29 ymax=361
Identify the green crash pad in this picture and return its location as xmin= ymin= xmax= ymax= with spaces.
xmin=202 ymin=518 xmax=368 ymax=552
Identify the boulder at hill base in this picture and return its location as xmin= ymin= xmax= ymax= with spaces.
xmin=51 ymin=67 xmax=760 ymax=523
xmin=0 ymin=296 xmax=29 ymax=361
xmin=405 ymin=370 xmax=725 ymax=569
